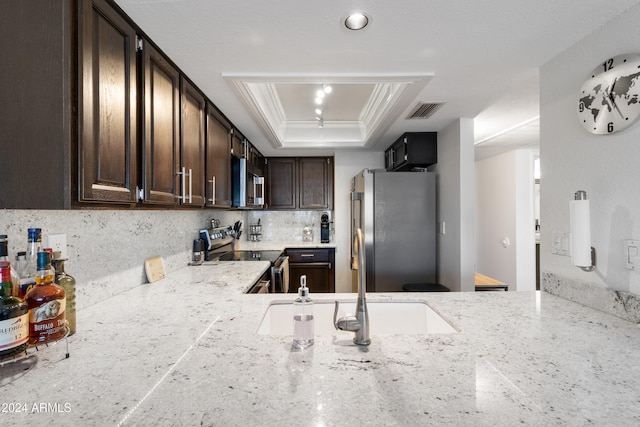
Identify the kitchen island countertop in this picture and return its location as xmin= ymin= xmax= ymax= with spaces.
xmin=2 ymin=261 xmax=640 ymax=426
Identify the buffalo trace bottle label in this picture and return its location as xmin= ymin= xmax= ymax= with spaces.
xmin=0 ymin=262 xmax=29 ymax=357
xmin=25 ymin=252 xmax=66 ymax=344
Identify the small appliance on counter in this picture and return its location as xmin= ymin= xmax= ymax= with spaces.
xmin=302 ymin=224 xmax=314 ymax=242
xmin=320 ymin=212 xmax=331 ymax=243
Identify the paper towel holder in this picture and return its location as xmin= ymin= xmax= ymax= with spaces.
xmin=579 ymin=247 xmax=597 ymax=272
xmin=573 ymin=190 xmax=597 ymax=272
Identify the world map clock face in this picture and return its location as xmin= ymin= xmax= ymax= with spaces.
xmin=578 ymin=54 xmax=640 ymax=134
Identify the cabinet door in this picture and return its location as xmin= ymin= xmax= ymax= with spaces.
xmin=179 ymin=77 xmax=206 ymax=206
xmin=289 ymin=264 xmax=333 ymax=293
xmin=299 ymin=157 xmax=333 ymax=209
xmin=141 ymin=41 xmax=180 ymax=205
xmin=392 ymin=137 xmax=408 ymax=170
xmin=231 ymin=130 xmax=244 ymax=158
xmin=205 ymin=104 xmax=232 ymax=207
xmin=79 ymin=0 xmax=137 ymax=204
xmin=266 ymin=158 xmax=297 ymax=209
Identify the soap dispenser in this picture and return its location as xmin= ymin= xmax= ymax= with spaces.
xmin=293 ymin=275 xmax=314 ymax=349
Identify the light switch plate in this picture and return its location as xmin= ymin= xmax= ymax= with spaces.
xmin=552 ymin=232 xmax=570 ymax=256
xmin=624 ymin=239 xmax=640 ymax=270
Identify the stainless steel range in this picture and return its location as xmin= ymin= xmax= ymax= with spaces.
xmin=199 ymin=226 xmax=289 ymax=294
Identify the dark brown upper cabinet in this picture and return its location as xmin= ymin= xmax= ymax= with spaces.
xmin=1 ymin=0 xmax=139 ymax=208
xmin=205 ymin=104 xmax=232 ymax=208
xmin=299 ymin=157 xmax=333 ymax=210
xmin=266 ymin=158 xmax=298 ymax=209
xmin=79 ymin=0 xmax=138 ymax=204
xmin=1 ymin=0 xmax=251 ymax=210
xmin=1 ymin=0 xmax=75 ymax=208
xmin=266 ymin=157 xmax=333 ymax=210
xmin=140 ymin=40 xmax=180 ymax=206
xmin=179 ymin=77 xmax=206 ymax=207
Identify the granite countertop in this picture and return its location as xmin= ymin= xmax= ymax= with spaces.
xmin=2 ymin=262 xmax=640 ymax=426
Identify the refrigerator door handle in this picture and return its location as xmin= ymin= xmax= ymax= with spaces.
xmin=350 ymin=191 xmax=363 ymax=269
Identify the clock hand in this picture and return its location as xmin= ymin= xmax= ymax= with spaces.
xmin=604 ymin=87 xmax=625 ymax=119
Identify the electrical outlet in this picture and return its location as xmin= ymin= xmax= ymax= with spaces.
xmin=46 ymin=234 xmax=67 ymax=258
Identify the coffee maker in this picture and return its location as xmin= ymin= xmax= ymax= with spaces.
xmin=320 ymin=212 xmax=331 ymax=243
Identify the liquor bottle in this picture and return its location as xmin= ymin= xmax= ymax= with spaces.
xmin=0 ymin=235 xmax=20 ymax=297
xmin=14 ymin=252 xmax=28 ymax=294
xmin=0 ymin=262 xmax=29 ymax=357
xmin=51 ymin=251 xmax=76 ymax=336
xmin=25 ymin=251 xmax=66 ymax=344
xmin=19 ymin=228 xmax=41 ymax=298
xmin=25 ymin=228 xmax=41 ymax=277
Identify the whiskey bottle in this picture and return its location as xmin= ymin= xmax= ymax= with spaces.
xmin=0 ymin=262 xmax=29 ymax=357
xmin=25 ymin=251 xmax=66 ymax=344
xmin=0 ymin=235 xmax=20 ymax=297
xmin=52 ymin=251 xmax=76 ymax=336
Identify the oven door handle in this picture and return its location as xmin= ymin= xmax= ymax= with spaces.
xmin=272 ymin=256 xmax=289 ymax=293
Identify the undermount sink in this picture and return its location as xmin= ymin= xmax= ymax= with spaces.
xmin=257 ymin=299 xmax=458 ymax=336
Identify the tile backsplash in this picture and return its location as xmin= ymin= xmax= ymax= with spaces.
xmin=246 ymin=210 xmax=333 ymax=243
xmin=0 ymin=209 xmax=242 ymax=310
xmin=0 ymin=209 xmax=330 ymax=311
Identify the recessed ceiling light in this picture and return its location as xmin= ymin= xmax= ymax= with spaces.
xmin=345 ymin=12 xmax=369 ymax=30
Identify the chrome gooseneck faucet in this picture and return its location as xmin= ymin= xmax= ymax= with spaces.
xmin=334 ymin=228 xmax=370 ymax=346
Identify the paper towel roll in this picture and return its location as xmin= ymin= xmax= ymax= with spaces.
xmin=570 ymin=199 xmax=591 ymax=267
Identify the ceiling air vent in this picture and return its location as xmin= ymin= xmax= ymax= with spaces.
xmin=407 ymin=102 xmax=445 ymax=120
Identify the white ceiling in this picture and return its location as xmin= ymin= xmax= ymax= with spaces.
xmin=115 ymin=0 xmax=640 ymax=157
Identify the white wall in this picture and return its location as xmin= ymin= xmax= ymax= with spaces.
xmin=541 ymin=2 xmax=640 ymax=296
xmin=333 ymin=151 xmax=384 ymax=292
xmin=434 ymin=118 xmax=476 ymax=291
xmin=476 ymin=149 xmax=536 ymax=290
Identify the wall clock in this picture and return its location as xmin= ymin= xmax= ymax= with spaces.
xmin=578 ymin=53 xmax=640 ymax=134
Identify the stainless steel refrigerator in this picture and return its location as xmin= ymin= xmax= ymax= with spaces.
xmin=351 ymin=169 xmax=437 ymax=292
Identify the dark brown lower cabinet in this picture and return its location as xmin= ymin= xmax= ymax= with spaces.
xmin=286 ymin=248 xmax=335 ymax=293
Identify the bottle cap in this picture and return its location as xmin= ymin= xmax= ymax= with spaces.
xmin=37 ymin=251 xmax=51 ymax=270
xmin=28 ymin=228 xmax=42 ymax=242
xmin=0 ymin=239 xmax=8 ymax=257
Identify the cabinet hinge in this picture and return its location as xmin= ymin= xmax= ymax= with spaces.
xmin=136 ymin=37 xmax=143 ymax=52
